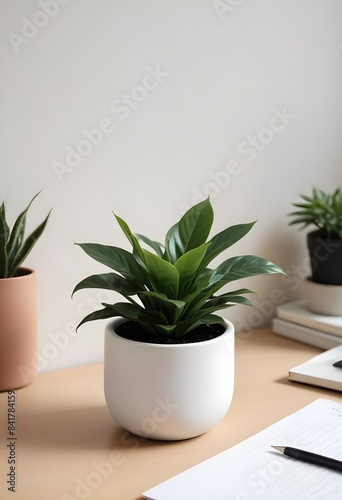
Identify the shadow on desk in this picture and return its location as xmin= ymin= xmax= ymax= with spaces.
xmin=275 ymin=375 xmax=342 ymax=394
xmin=19 ymin=404 xmax=164 ymax=453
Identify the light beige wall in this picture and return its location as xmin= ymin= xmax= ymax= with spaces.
xmin=1 ymin=0 xmax=341 ymax=371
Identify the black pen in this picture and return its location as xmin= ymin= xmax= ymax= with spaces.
xmin=272 ymin=446 xmax=342 ymax=472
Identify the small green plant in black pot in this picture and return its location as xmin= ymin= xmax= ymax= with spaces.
xmin=289 ymin=187 xmax=342 ymax=285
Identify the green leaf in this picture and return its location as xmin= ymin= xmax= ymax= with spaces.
xmin=165 ymin=198 xmax=213 ymax=263
xmin=0 ymin=202 xmax=10 ymax=241
xmin=102 ymin=301 xmax=165 ymax=336
xmin=72 ymin=272 xmax=139 ymax=298
xmin=136 ymin=233 xmax=164 ymax=258
xmin=174 ymin=242 xmax=211 ymax=292
xmin=173 ymin=313 xmax=225 ymax=338
xmin=184 ymin=284 xmax=255 ymax=317
xmin=179 ymin=268 xmax=215 ymax=309
xmin=203 ymin=289 xmax=255 ymax=310
xmin=194 ymin=295 xmax=253 ymax=319
xmin=8 ymin=209 xmax=52 ymax=277
xmin=288 ymin=187 xmax=342 ymax=238
xmin=211 ymin=255 xmax=286 ymax=285
xmin=103 ymin=302 xmax=142 ymax=320
xmin=6 ymin=191 xmax=41 ymax=266
xmin=0 ymin=204 xmax=9 ymax=278
xmin=154 ymin=324 xmax=177 ymax=336
xmin=202 ymin=222 xmax=256 ymax=267
xmin=143 ymin=250 xmax=179 ymax=297
xmin=114 ymin=213 xmax=146 ymax=263
xmin=198 ymin=314 xmax=226 ymax=326
xmin=75 ymin=243 xmax=147 ymax=283
xmin=76 ymin=305 xmax=119 ymax=331
xmin=187 ymin=256 xmax=284 ymax=313
xmin=137 ymin=308 xmax=169 ymax=325
xmin=139 ymin=291 xmax=185 ymax=323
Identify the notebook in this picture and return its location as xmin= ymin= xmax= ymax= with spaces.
xmin=276 ymin=300 xmax=342 ymax=336
xmin=272 ymin=317 xmax=342 ymax=350
xmin=143 ymin=398 xmax=342 ymax=500
xmin=289 ymin=345 xmax=342 ymax=391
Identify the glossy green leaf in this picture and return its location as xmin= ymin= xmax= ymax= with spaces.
xmin=136 ymin=233 xmax=164 ymax=258
xmin=0 ymin=192 xmax=51 ymax=278
xmin=288 ymin=187 xmax=342 ymax=239
xmin=203 ymin=289 xmax=255 ymax=310
xmin=211 ymin=255 xmax=286 ymax=285
xmin=0 ymin=204 xmax=9 ymax=278
xmin=174 ymin=242 xmax=210 ymax=291
xmin=114 ymin=213 xmax=146 ymax=263
xmin=165 ymin=198 xmax=213 ymax=263
xmin=103 ymin=301 xmax=142 ymax=320
xmin=143 ymin=250 xmax=179 ymax=297
xmin=195 ymin=297 xmax=252 ymax=319
xmin=173 ymin=313 xmax=225 ymax=338
xmin=8 ymin=209 xmax=52 ymax=277
xmin=137 ymin=308 xmax=168 ymax=325
xmin=202 ymin=222 xmax=256 ymax=267
xmin=176 ymin=268 xmax=216 ymax=314
xmin=75 ymin=243 xmax=147 ymax=283
xmin=6 ymin=191 xmax=41 ymax=266
xmin=72 ymin=272 xmax=139 ymax=298
xmin=154 ymin=324 xmax=177 ymax=336
xmin=0 ymin=202 xmax=10 ymax=241
xmin=76 ymin=305 xmax=119 ymax=331
xmin=139 ymin=291 xmax=185 ymax=323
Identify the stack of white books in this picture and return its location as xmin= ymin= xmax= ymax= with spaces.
xmin=272 ymin=299 xmax=342 ymax=350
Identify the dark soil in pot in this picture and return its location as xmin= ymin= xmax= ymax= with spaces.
xmin=116 ymin=321 xmax=226 ymax=344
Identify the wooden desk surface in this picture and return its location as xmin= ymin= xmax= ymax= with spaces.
xmin=1 ymin=328 xmax=341 ymax=500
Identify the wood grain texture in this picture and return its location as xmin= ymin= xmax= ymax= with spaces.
xmin=0 ymin=328 xmax=340 ymax=500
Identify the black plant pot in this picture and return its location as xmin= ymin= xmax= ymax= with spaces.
xmin=307 ymin=230 xmax=342 ymax=285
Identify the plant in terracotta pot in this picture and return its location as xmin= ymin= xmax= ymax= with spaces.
xmin=0 ymin=192 xmax=51 ymax=391
xmin=73 ymin=198 xmax=285 ymax=440
xmin=289 ymin=187 xmax=342 ymax=315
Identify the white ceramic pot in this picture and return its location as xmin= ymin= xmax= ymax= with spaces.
xmin=104 ymin=318 xmax=235 ymax=441
xmin=303 ymin=277 xmax=342 ymax=316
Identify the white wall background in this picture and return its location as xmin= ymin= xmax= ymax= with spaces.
xmin=1 ymin=0 xmax=341 ymax=372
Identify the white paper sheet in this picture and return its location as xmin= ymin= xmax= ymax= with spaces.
xmin=143 ymin=399 xmax=342 ymax=500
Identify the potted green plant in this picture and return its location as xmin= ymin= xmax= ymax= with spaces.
xmin=289 ymin=187 xmax=342 ymax=315
xmin=73 ymin=198 xmax=285 ymax=440
xmin=0 ymin=192 xmax=51 ymax=391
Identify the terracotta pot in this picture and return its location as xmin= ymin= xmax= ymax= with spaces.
xmin=104 ymin=318 xmax=235 ymax=441
xmin=0 ymin=268 xmax=38 ymax=391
